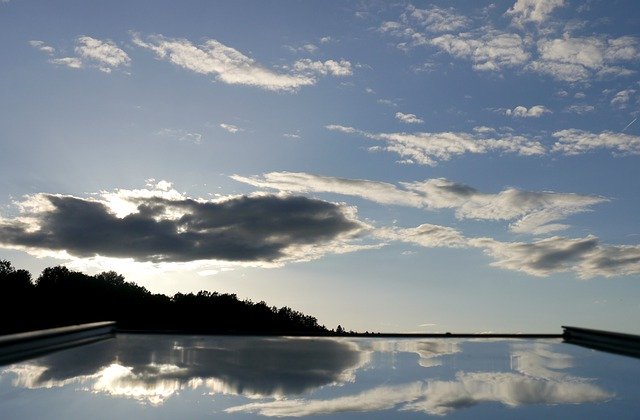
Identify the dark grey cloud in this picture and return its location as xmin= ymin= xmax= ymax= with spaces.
xmin=0 ymin=194 xmax=364 ymax=263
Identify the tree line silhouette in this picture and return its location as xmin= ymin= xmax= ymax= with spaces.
xmin=0 ymin=260 xmax=333 ymax=335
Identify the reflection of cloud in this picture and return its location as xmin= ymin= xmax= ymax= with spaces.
xmin=511 ymin=342 xmax=573 ymax=379
xmin=225 ymin=382 xmax=426 ymax=417
xmin=225 ymin=341 xmax=611 ymax=417
xmin=358 ymin=339 xmax=460 ymax=368
xmin=405 ymin=371 xmax=612 ymax=416
xmin=4 ymin=336 xmax=368 ymax=405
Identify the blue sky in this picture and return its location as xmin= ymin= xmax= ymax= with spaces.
xmin=1 ymin=0 xmax=639 ymax=333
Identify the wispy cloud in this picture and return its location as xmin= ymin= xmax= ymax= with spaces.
xmin=385 ymin=224 xmax=640 ymax=278
xmin=552 ymin=129 xmax=640 ymax=155
xmin=326 ymin=124 xmax=544 ymax=166
xmin=157 ymin=128 xmax=203 ymax=143
xmin=132 ymin=33 xmax=351 ymax=91
xmin=74 ymin=36 xmax=130 ymax=73
xmin=610 ymin=89 xmax=636 ymax=108
xmin=50 ymin=57 xmax=83 ymax=69
xmin=395 ymin=112 xmax=424 ymax=124
xmin=292 ymin=59 xmax=352 ymax=76
xmin=232 ymin=172 xmax=607 ymax=235
xmin=564 ymin=104 xmax=595 ymax=114
xmin=219 ymin=123 xmax=243 ymax=134
xmin=29 ymin=40 xmax=55 ymax=54
xmin=32 ymin=36 xmax=129 ymax=73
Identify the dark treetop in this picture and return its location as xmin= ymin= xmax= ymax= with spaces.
xmin=0 ymin=260 xmax=330 ymax=335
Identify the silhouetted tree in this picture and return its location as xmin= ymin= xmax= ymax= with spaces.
xmin=0 ymin=260 xmax=332 ymax=335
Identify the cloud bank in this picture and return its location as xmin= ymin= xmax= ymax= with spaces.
xmin=0 ymin=187 xmax=368 ymax=265
xmin=379 ymin=3 xmax=639 ymax=82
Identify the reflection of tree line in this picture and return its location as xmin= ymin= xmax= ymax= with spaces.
xmin=0 ymin=260 xmax=328 ymax=334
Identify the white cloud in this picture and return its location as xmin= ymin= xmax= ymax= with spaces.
xmin=531 ymin=36 xmax=640 ymax=82
xmin=552 ymin=129 xmax=640 ymax=155
xmin=506 ymin=0 xmax=565 ymax=26
xmin=407 ymin=5 xmax=470 ymax=33
xmin=293 ymin=59 xmax=352 ymax=76
xmin=564 ymin=104 xmax=595 ymax=114
xmin=50 ymin=57 xmax=83 ymax=69
xmin=320 ymin=36 xmax=332 ymax=44
xmin=326 ymin=125 xmax=545 ymax=166
xmin=219 ymin=123 xmax=242 ymax=134
xmin=132 ymin=34 xmax=316 ymax=91
xmin=505 ymin=105 xmax=552 ymax=117
xmin=29 ymin=40 xmax=55 ymax=54
xmin=395 ymin=112 xmax=424 ymax=124
xmin=232 ymin=172 xmax=607 ymax=235
xmin=429 ymin=31 xmax=530 ymax=71
xmin=75 ymin=36 xmax=130 ymax=72
xmin=283 ymin=132 xmax=301 ymax=139
xmin=610 ymin=89 xmax=636 ymax=108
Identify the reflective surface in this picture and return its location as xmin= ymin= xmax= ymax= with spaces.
xmin=1 ymin=335 xmax=638 ymax=418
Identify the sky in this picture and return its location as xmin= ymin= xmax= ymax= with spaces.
xmin=1 ymin=0 xmax=639 ymax=334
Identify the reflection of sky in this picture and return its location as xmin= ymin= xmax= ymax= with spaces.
xmin=1 ymin=336 xmax=639 ymax=418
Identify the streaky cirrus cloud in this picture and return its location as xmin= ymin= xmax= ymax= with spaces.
xmin=564 ymin=104 xmax=595 ymax=114
xmin=132 ymin=33 xmax=351 ymax=91
xmin=380 ymin=223 xmax=640 ymax=278
xmin=0 ymin=186 xmax=369 ymax=266
xmin=552 ymin=129 xmax=640 ymax=155
xmin=504 ymin=105 xmax=551 ymax=118
xmin=232 ymin=171 xmax=607 ymax=235
xmin=395 ymin=112 xmax=424 ymax=124
xmin=326 ymin=124 xmax=544 ymax=166
xmin=50 ymin=57 xmax=83 ymax=69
